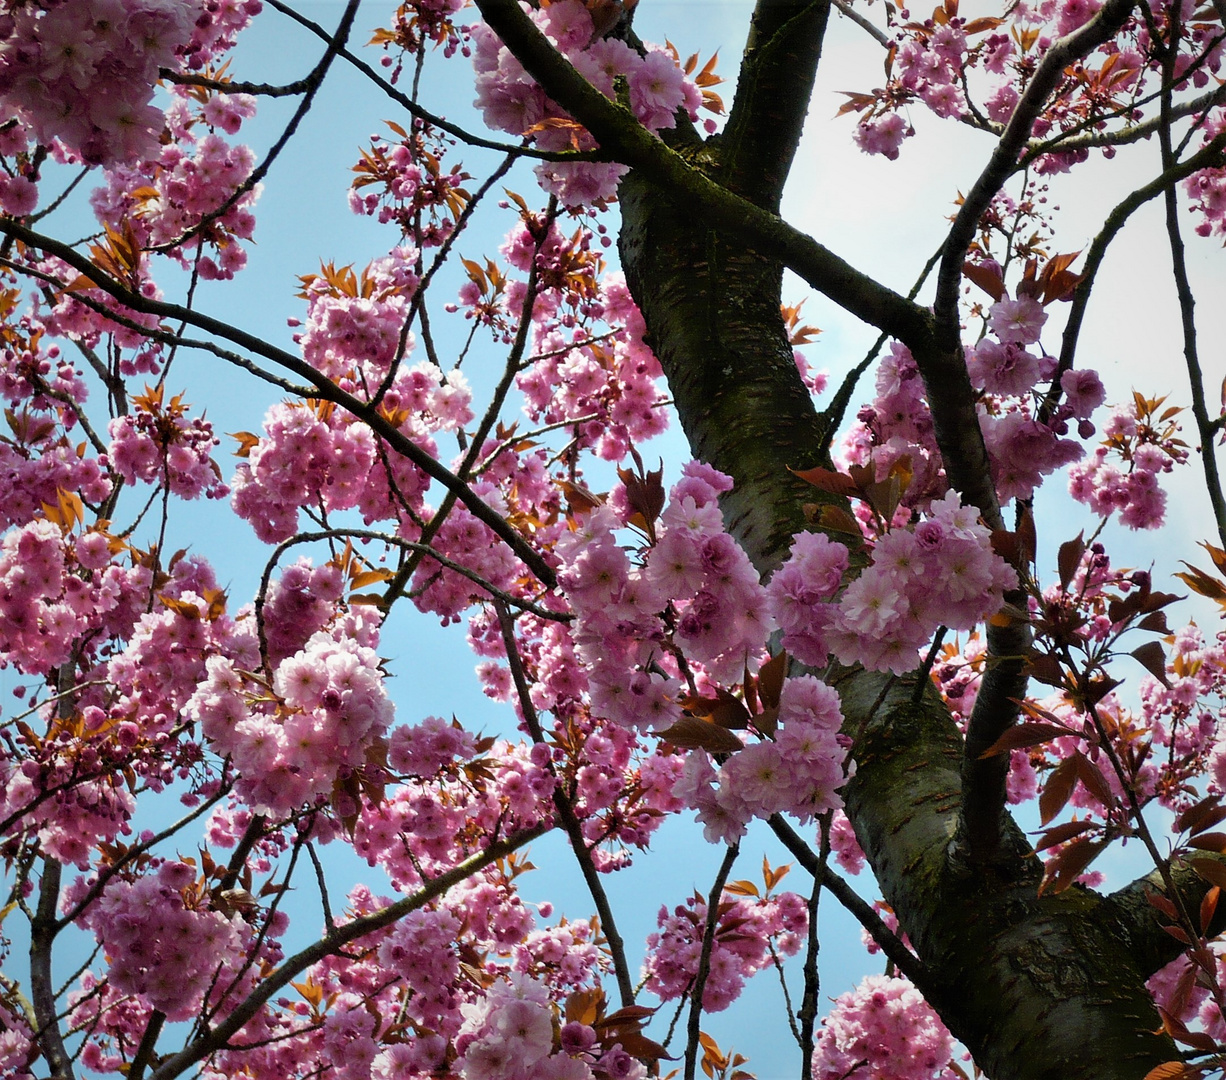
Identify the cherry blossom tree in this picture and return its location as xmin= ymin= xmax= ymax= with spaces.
xmin=2 ymin=0 xmax=1226 ymax=1078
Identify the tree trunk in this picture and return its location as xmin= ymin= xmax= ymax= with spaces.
xmin=618 ymin=180 xmax=1180 ymax=1080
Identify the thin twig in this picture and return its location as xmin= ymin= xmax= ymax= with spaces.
xmin=492 ymin=599 xmax=636 ymax=1008
xmin=684 ymin=843 xmax=740 ymax=1080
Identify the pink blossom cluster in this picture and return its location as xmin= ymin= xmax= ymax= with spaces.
xmin=0 ymin=340 xmax=112 ymax=527
xmin=842 ymin=332 xmax=1093 ymax=511
xmin=259 ymin=556 xmax=346 ymax=664
xmin=471 ymin=0 xmax=700 ymax=204
xmin=354 ymin=732 xmax=555 ymax=890
xmin=557 ymin=462 xmax=770 ymax=731
xmin=188 ymin=618 xmax=394 ymax=817
xmin=0 ymin=997 xmax=33 ymax=1080
xmin=80 ymin=859 xmax=245 ymax=1021
xmin=894 ymin=22 xmax=969 ymax=120
xmin=642 ymin=886 xmax=807 ymax=1013
xmin=1068 ymin=403 xmax=1186 ymax=529
xmin=0 ymin=0 xmax=201 ymax=166
xmin=0 ymin=519 xmax=142 ymax=677
xmin=1 ymin=722 xmax=137 ymax=866
xmin=179 ymin=0 xmax=263 ymax=71
xmin=91 ymin=130 xmax=261 ymax=280
xmin=1187 ymin=110 xmax=1226 ymax=237
xmin=455 ymin=973 xmax=611 ymax=1080
xmin=230 ymin=359 xmax=470 ymax=543
xmin=772 ymin=490 xmax=1016 ymax=676
xmin=516 ymin=269 xmax=669 ymax=462
xmin=673 ymin=676 xmax=849 ymax=844
xmin=813 ymin=974 xmax=956 ymax=1080
xmin=107 ymin=572 xmax=257 ymax=736
xmin=37 ymin=252 xmax=168 ymax=365
xmin=349 ymin=125 xmax=469 ymax=245
xmin=294 ymin=248 xmax=422 ymax=380
xmin=107 ymin=395 xmax=228 ymax=500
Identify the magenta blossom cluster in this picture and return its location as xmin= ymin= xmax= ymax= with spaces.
xmin=642 ymin=887 xmax=808 ymax=1013
xmin=1068 ymin=403 xmax=1186 ymax=529
xmin=0 ymin=0 xmax=200 ymax=166
xmin=770 ymin=489 xmax=1016 ymax=676
xmin=813 ymin=974 xmax=957 ymax=1080
xmin=514 ymin=264 xmax=669 ymax=462
xmin=471 ymin=0 xmax=700 ymax=204
xmin=188 ymin=615 xmax=393 ymax=817
xmin=557 ymin=461 xmax=770 ymax=731
xmin=81 ymin=859 xmax=246 ymax=1022
xmin=107 ymin=396 xmax=228 ymax=500
xmin=456 ymin=973 xmax=621 ymax=1080
xmin=91 ymin=129 xmax=261 ymax=280
xmin=673 ymin=676 xmax=849 ymax=845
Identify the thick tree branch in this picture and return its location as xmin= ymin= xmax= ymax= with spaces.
xmin=1109 ymin=861 xmax=1226 ymax=979
xmin=718 ymin=0 xmax=832 ymax=209
xmin=30 ymin=859 xmax=73 ymax=1080
xmin=471 ymin=0 xmax=931 ymax=345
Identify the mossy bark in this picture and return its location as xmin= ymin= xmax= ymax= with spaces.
xmin=618 ymin=182 xmax=1180 ymax=1079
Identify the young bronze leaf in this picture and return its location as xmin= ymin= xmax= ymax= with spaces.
xmin=1038 ymin=837 xmax=1105 ymax=895
xmin=757 ymin=650 xmax=788 ymax=710
xmin=979 ymin=721 xmax=1069 ymax=759
xmin=1176 ymin=795 xmax=1226 ymax=835
xmin=1175 ymin=564 xmax=1226 ymax=602
xmin=788 ymin=464 xmax=859 ymax=498
xmin=1034 ymin=818 xmax=1096 ymax=851
xmin=1188 ymin=832 xmax=1226 ymax=853
xmin=816 ymin=504 xmax=865 ymax=535
xmin=1189 ymin=857 xmax=1226 ymax=890
xmin=658 ymin=717 xmax=744 ymax=754
xmin=1039 ymin=755 xmax=1078 ymax=826
xmin=1200 ymin=885 xmax=1220 ymax=934
xmin=962 ymin=260 xmax=1005 ymax=301
xmin=1057 ymin=533 xmax=1085 ymax=591
xmin=1131 ymin=641 xmax=1172 ymax=688
xmin=1142 ymin=1063 xmax=1195 ymax=1080
xmin=1072 ymin=752 xmax=1115 ymax=809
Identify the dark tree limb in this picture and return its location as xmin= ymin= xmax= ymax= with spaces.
xmin=471 ymin=0 xmax=932 ymax=346
xmin=933 ymin=0 xmax=1139 ymax=348
xmin=718 ymin=0 xmax=832 ymax=208
xmin=0 ymin=220 xmax=557 ymax=589
xmin=1109 ymin=861 xmax=1226 ymax=980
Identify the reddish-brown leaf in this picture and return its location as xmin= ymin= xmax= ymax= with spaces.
xmin=1038 ymin=837 xmax=1105 ymax=895
xmin=979 ymin=721 xmax=1070 ymax=759
xmin=1034 ymin=818 xmax=1097 ymax=852
xmin=1039 ymin=755 xmax=1078 ymax=826
xmin=1057 ymin=533 xmax=1085 ymax=591
xmin=757 ymin=650 xmax=788 ymax=710
xmin=789 ymin=464 xmax=859 ymax=497
xmin=1143 ymin=1063 xmax=1195 ymax=1080
xmin=1073 ymin=752 xmax=1115 ymax=810
xmin=1188 ymin=832 xmax=1226 ymax=853
xmin=1131 ymin=641 xmax=1172 ymax=688
xmin=1189 ymin=857 xmax=1226 ymax=889
xmin=658 ymin=717 xmax=744 ymax=754
xmin=1201 ymin=885 xmax=1220 ymax=934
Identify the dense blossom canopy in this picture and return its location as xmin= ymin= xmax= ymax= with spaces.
xmin=2 ymin=0 xmax=1226 ymax=1078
